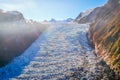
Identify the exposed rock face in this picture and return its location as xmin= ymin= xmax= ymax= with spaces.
xmin=76 ymin=0 xmax=120 ymax=77
xmin=0 ymin=9 xmax=48 ymax=67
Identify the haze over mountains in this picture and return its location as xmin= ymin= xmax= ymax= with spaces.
xmin=0 ymin=9 xmax=48 ymax=67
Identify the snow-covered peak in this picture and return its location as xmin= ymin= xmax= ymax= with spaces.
xmin=7 ymin=11 xmax=21 ymax=15
xmin=26 ymin=19 xmax=36 ymax=24
xmin=64 ymin=18 xmax=73 ymax=22
xmin=49 ymin=18 xmax=56 ymax=22
xmin=0 ymin=9 xmax=22 ymax=16
xmin=48 ymin=18 xmax=73 ymax=23
xmin=0 ymin=9 xmax=25 ymax=22
xmin=76 ymin=9 xmax=94 ymax=21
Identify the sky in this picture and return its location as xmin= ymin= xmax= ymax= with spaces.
xmin=0 ymin=0 xmax=108 ymax=21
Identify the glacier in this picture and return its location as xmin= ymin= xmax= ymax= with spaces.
xmin=0 ymin=23 xmax=96 ymax=80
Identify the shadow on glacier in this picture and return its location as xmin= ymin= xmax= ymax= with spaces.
xmin=0 ymin=30 xmax=47 ymax=80
xmin=78 ymin=31 xmax=92 ymax=51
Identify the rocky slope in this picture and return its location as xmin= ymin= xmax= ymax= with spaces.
xmin=0 ymin=9 xmax=48 ymax=67
xmin=76 ymin=0 xmax=120 ymax=78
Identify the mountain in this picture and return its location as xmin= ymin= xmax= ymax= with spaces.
xmin=76 ymin=0 xmax=120 ymax=78
xmin=0 ymin=9 xmax=48 ymax=67
xmin=64 ymin=18 xmax=73 ymax=22
xmin=0 ymin=10 xmax=24 ymax=22
xmin=75 ymin=9 xmax=94 ymax=23
xmin=49 ymin=18 xmax=73 ymax=23
xmin=49 ymin=18 xmax=56 ymax=22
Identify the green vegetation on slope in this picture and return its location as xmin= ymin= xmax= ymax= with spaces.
xmin=94 ymin=23 xmax=120 ymax=76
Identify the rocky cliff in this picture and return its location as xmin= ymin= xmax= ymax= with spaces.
xmin=0 ymin=9 xmax=48 ymax=67
xmin=76 ymin=0 xmax=120 ymax=77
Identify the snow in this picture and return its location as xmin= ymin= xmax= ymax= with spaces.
xmin=0 ymin=23 xmax=95 ymax=80
xmin=76 ymin=9 xmax=94 ymax=21
xmin=7 ymin=11 xmax=21 ymax=15
xmin=0 ymin=9 xmax=21 ymax=15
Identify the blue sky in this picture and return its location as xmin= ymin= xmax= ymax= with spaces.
xmin=0 ymin=0 xmax=108 ymax=21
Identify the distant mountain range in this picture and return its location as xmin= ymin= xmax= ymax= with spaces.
xmin=44 ymin=18 xmax=74 ymax=23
